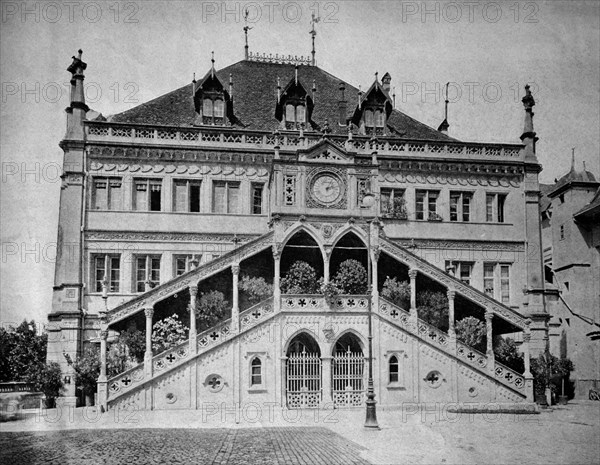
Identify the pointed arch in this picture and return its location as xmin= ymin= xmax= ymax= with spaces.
xmin=285 ymin=330 xmax=322 ymax=356
xmin=331 ymin=329 xmax=365 ymax=355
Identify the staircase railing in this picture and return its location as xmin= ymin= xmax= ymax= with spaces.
xmin=378 ymin=297 xmax=526 ymax=396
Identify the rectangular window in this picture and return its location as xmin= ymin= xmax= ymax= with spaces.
xmin=93 ymin=254 xmax=120 ymax=293
xmin=213 ymin=181 xmax=240 ymax=214
xmin=450 ymin=191 xmax=472 ymax=222
xmin=483 ymin=263 xmax=511 ymax=304
xmin=486 ymin=193 xmax=507 ymax=223
xmin=134 ymin=179 xmax=162 ymax=211
xmin=447 ymin=261 xmax=473 ymax=286
xmin=135 ymin=255 xmax=161 ymax=292
xmin=92 ymin=178 xmax=122 ymax=210
xmin=173 ymin=179 xmax=201 ymax=212
xmin=251 ymin=183 xmax=264 ymax=215
xmin=416 ymin=190 xmax=439 ymax=220
xmin=380 ymin=188 xmax=406 ymax=217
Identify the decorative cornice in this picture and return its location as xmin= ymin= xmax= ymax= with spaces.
xmin=86 ymin=231 xmax=259 ymax=243
xmin=379 ymin=169 xmax=521 ymax=188
xmin=393 ymin=239 xmax=525 ymax=252
xmin=89 ymin=160 xmax=269 ymax=178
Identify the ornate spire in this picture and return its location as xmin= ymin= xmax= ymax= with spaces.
xmin=520 ymin=84 xmax=538 ymax=161
xmin=571 ymin=148 xmax=576 ymax=171
xmin=210 ymin=51 xmax=215 ymax=78
xmin=243 ymin=8 xmax=252 ymax=60
xmin=438 ymin=82 xmax=450 ymax=133
xmin=310 ymin=13 xmax=320 ymax=66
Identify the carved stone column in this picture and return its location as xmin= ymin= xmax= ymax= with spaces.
xmin=189 ymin=285 xmax=198 ymax=352
xmin=232 ymin=264 xmax=240 ymax=334
xmin=408 ymin=269 xmax=418 ymax=327
xmin=485 ymin=311 xmax=495 ymax=374
xmin=447 ymin=290 xmax=456 ymax=340
xmin=272 ymin=244 xmax=281 ymax=313
xmin=97 ymin=327 xmax=108 ymax=411
xmin=144 ymin=306 xmax=154 ymax=378
xmin=523 ymin=321 xmax=534 ymax=402
xmin=321 ymin=356 xmax=333 ymax=405
xmin=323 ymin=247 xmax=331 ymax=284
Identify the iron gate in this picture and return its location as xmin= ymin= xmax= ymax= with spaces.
xmin=332 ymin=349 xmax=365 ymax=407
xmin=286 ymin=350 xmax=322 ymax=409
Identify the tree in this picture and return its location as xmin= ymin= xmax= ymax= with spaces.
xmin=332 ymin=259 xmax=368 ymax=294
xmin=64 ymin=348 xmax=100 ymax=400
xmin=280 ymin=261 xmax=319 ymax=294
xmin=416 ymin=290 xmax=449 ymax=330
xmin=27 ymin=362 xmax=64 ymax=408
xmin=196 ymin=291 xmax=229 ymax=332
xmin=381 ymin=276 xmax=411 ymax=309
xmin=152 ymin=314 xmax=189 ymax=354
xmin=0 ymin=320 xmax=47 ymax=382
xmin=455 ymin=317 xmax=486 ymax=352
xmin=239 ymin=275 xmax=273 ymax=304
xmin=493 ymin=336 xmax=524 ymax=373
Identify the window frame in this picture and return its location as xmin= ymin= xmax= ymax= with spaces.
xmin=91 ymin=177 xmax=123 ymax=211
xmin=92 ymin=253 xmax=121 ymax=293
xmin=212 ymin=180 xmax=241 ymax=214
xmin=246 ymin=353 xmax=268 ymax=392
xmin=483 ymin=262 xmax=511 ymax=304
xmin=446 ymin=261 xmax=473 ymax=286
xmin=486 ymin=192 xmax=507 ymax=223
xmin=251 ymin=183 xmax=264 ymax=215
xmin=380 ymin=187 xmax=406 ymax=216
xmin=134 ymin=254 xmax=161 ymax=293
xmin=415 ymin=189 xmax=440 ymax=220
xmin=173 ymin=179 xmax=202 ymax=213
xmin=133 ymin=178 xmax=162 ymax=212
xmin=449 ymin=191 xmax=473 ymax=222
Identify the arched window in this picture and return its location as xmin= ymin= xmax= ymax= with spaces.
xmin=365 ymin=109 xmax=374 ymax=127
xmin=375 ymin=110 xmax=384 ymax=127
xmin=203 ymin=98 xmax=213 ymax=117
xmin=213 ymin=99 xmax=224 ymax=118
xmin=296 ymin=105 xmax=306 ymax=123
xmin=389 ymin=355 xmax=399 ymax=383
xmin=285 ymin=104 xmax=296 ymax=122
xmin=251 ymin=357 xmax=262 ymax=386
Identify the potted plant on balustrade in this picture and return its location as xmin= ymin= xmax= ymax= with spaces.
xmin=381 ymin=276 xmax=411 ymax=310
xmin=239 ymin=275 xmax=274 ymax=310
xmin=280 ymin=261 xmax=320 ymax=294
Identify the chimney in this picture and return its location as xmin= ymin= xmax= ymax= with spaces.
xmin=381 ymin=72 xmax=391 ymax=93
xmin=338 ymin=82 xmax=347 ymax=126
xmin=65 ymin=49 xmax=88 ymax=140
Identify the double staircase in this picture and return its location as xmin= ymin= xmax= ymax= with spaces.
xmin=102 ymin=231 xmax=532 ymax=410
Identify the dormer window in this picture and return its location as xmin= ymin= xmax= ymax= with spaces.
xmin=193 ymin=68 xmax=232 ymax=127
xmin=364 ymin=108 xmax=385 ymax=135
xmin=201 ymin=97 xmax=224 ymax=125
xmin=351 ymin=78 xmax=393 ymax=136
xmin=285 ymin=103 xmax=306 ymax=129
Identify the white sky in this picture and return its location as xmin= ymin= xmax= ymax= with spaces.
xmin=1 ymin=1 xmax=599 ymax=327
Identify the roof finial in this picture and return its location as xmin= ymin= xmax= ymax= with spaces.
xmin=375 ymin=71 xmax=378 ymax=83
xmin=312 ymin=79 xmax=316 ymax=102
xmin=229 ymin=73 xmax=233 ymax=101
xmin=583 ymin=160 xmax=587 ymax=171
xmin=310 ymin=12 xmax=320 ymax=66
xmin=211 ymin=51 xmax=215 ymax=78
xmin=392 ymin=86 xmax=396 ymax=109
xmin=444 ymin=82 xmax=449 ymax=120
xmin=437 ymin=82 xmax=451 ymax=134
xmin=358 ymin=85 xmax=362 ymax=110
xmin=571 ymin=147 xmax=575 ymax=171
xmin=243 ymin=9 xmax=252 ymax=60
xmin=295 ymin=65 xmax=298 ymax=85
xmin=276 ymin=76 xmax=281 ymax=103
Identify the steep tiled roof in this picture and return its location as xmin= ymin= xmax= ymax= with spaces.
xmin=574 ymin=187 xmax=600 ymax=219
xmin=110 ymin=60 xmax=455 ymax=141
xmin=549 ymin=163 xmax=598 ymax=197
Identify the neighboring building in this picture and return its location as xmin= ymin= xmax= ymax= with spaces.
xmin=541 ymin=156 xmax=600 ymax=397
xmin=48 ymin=43 xmax=551 ymax=411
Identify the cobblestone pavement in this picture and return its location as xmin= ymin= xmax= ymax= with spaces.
xmin=0 ymin=427 xmax=371 ymax=465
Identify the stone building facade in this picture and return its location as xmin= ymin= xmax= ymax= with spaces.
xmin=47 ymin=47 xmax=552 ymax=411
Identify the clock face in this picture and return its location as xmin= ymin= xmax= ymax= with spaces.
xmin=312 ymin=174 xmax=343 ymax=205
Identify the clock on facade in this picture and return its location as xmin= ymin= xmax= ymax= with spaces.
xmin=311 ymin=173 xmax=344 ymax=205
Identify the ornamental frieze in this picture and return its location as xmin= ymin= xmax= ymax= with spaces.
xmin=393 ymin=239 xmax=525 ymax=252
xmin=89 ymin=161 xmax=269 ymax=178
xmin=86 ymin=231 xmax=258 ymax=243
xmin=378 ymin=171 xmax=521 ymax=188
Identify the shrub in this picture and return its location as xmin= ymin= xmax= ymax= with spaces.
xmin=152 ymin=314 xmax=189 ymax=354
xmin=0 ymin=320 xmax=47 ymax=382
xmin=455 ymin=317 xmax=486 ymax=352
xmin=196 ymin=291 xmax=229 ymax=332
xmin=493 ymin=337 xmax=524 ymax=373
xmin=332 ymin=259 xmax=368 ymax=294
xmin=27 ymin=362 xmax=64 ymax=406
xmin=64 ymin=348 xmax=100 ymax=398
xmin=118 ymin=328 xmax=145 ymax=363
xmin=416 ymin=290 xmax=448 ymax=330
xmin=390 ymin=197 xmax=408 ymax=219
xmin=530 ymin=353 xmax=574 ymax=397
xmin=280 ymin=261 xmax=319 ymax=294
xmin=381 ymin=277 xmax=411 ymax=309
xmin=239 ymin=275 xmax=273 ymax=303
xmin=319 ymin=280 xmax=341 ymax=303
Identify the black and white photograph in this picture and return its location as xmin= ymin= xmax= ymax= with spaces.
xmin=1 ymin=1 xmax=599 ymax=463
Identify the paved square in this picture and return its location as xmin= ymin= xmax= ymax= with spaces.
xmin=0 ymin=427 xmax=371 ymax=465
